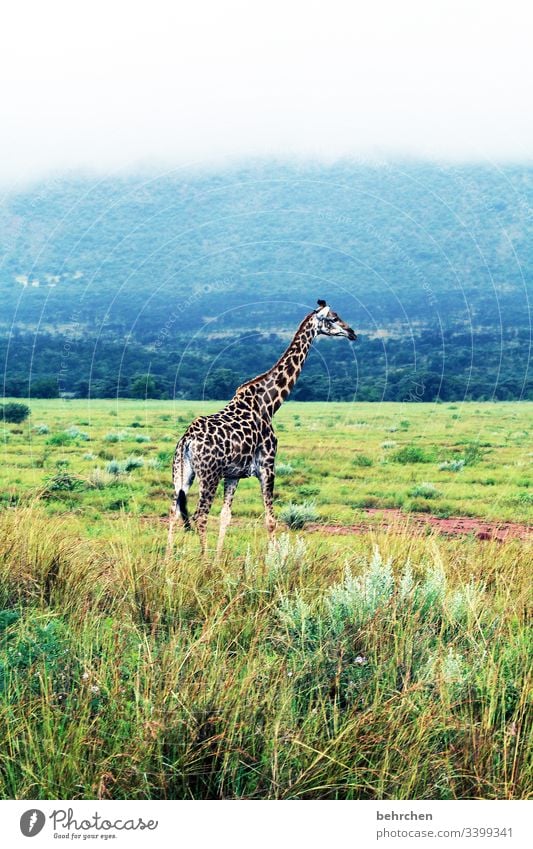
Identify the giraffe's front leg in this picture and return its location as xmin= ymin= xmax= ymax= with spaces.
xmin=258 ymin=463 xmax=277 ymax=535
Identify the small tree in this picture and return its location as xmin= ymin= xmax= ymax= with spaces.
xmin=31 ymin=378 xmax=59 ymax=398
xmin=1 ymin=402 xmax=31 ymax=423
xmin=130 ymin=374 xmax=160 ymax=399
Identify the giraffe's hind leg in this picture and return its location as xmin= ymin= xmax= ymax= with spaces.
xmin=191 ymin=474 xmax=220 ymax=555
xmin=216 ymin=477 xmax=239 ymax=558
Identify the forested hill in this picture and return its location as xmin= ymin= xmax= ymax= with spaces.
xmin=0 ymin=161 xmax=531 ymax=401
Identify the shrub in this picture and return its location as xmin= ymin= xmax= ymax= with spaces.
xmin=0 ymin=403 xmax=30 ymax=423
xmin=43 ymin=471 xmax=85 ymax=494
xmin=462 ymin=443 xmax=485 ymax=466
xmin=279 ymin=501 xmax=319 ymax=529
xmin=352 ymin=454 xmax=373 ymax=467
xmin=439 ymin=459 xmax=465 ymax=472
xmin=122 ymin=455 xmax=144 ymax=472
xmin=381 ymin=441 xmax=397 ymax=449
xmin=325 ymin=547 xmax=394 ymax=632
xmin=275 ymin=462 xmax=293 ymax=476
xmin=87 ymin=468 xmax=115 ymax=489
xmin=134 ymin=434 xmax=151 ymax=443
xmin=106 ymin=455 xmax=144 ymax=475
xmin=265 ymin=534 xmax=307 ymax=583
xmin=105 ymin=460 xmax=123 ymax=476
xmin=409 ymin=482 xmax=442 ymax=499
xmin=33 ymin=423 xmax=49 ymax=434
xmin=104 ymin=431 xmax=126 ymax=443
xmin=47 ymin=432 xmax=73 ymax=446
xmin=64 ymin=426 xmax=90 ymax=441
xmin=393 ymin=445 xmax=432 ymax=464
xmin=278 ymin=591 xmax=313 ymax=641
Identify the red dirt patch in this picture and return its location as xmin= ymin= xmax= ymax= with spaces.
xmin=307 ymin=509 xmax=532 ymax=542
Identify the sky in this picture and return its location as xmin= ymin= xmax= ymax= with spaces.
xmin=1 ymin=0 xmax=532 ymax=185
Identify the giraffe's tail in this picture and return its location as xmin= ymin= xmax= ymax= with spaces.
xmin=177 ymin=489 xmax=191 ymax=531
xmin=172 ymin=437 xmax=194 ymax=531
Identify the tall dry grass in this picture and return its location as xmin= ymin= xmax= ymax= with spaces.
xmin=0 ymin=506 xmax=531 ymax=799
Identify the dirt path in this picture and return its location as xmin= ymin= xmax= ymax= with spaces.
xmin=307 ymin=509 xmax=532 ymax=542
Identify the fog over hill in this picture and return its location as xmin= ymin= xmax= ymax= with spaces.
xmin=1 ymin=162 xmax=531 ymax=401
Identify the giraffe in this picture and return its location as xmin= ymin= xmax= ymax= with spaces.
xmin=166 ymin=300 xmax=357 ymax=556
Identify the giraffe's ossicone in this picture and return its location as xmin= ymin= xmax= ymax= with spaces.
xmin=166 ymin=300 xmax=357 ymax=556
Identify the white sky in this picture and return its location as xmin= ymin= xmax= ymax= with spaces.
xmin=1 ymin=0 xmax=532 ymax=184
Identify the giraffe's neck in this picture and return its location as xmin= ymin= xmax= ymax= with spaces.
xmin=236 ymin=314 xmax=317 ymax=418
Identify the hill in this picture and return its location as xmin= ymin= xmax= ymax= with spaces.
xmin=0 ymin=161 xmax=531 ymax=400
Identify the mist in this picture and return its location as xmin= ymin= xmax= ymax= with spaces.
xmin=1 ymin=0 xmax=532 ymax=187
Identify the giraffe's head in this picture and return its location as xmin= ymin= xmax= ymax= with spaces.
xmin=312 ymin=300 xmax=357 ymax=341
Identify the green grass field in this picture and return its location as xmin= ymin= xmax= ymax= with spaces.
xmin=1 ymin=399 xmax=532 ymax=525
xmin=0 ymin=400 xmax=531 ymax=799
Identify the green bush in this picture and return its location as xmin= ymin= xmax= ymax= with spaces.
xmin=393 ymin=445 xmax=432 ymax=464
xmin=439 ymin=459 xmax=465 ymax=472
xmin=1 ymin=403 xmax=30 ymax=424
xmin=122 ymin=455 xmax=144 ymax=472
xmin=104 ymin=431 xmax=126 ymax=443
xmin=43 ymin=472 xmax=85 ymax=494
xmin=462 ymin=443 xmax=485 ymax=466
xmin=352 ymin=454 xmax=373 ymax=467
xmin=105 ymin=455 xmax=144 ymax=475
xmin=65 ymin=426 xmax=90 ymax=441
xmin=105 ymin=459 xmax=123 ymax=476
xmin=409 ymin=482 xmax=442 ymax=499
xmin=47 ymin=432 xmax=73 ymax=446
xmin=279 ymin=501 xmax=319 ymax=529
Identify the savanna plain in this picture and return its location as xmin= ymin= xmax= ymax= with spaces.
xmin=0 ymin=399 xmax=531 ymax=799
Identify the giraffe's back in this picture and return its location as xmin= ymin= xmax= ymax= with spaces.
xmin=179 ymin=405 xmax=265 ymax=479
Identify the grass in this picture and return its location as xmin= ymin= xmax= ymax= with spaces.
xmin=1 ymin=399 xmax=531 ymax=525
xmin=0 ymin=399 xmax=531 ymax=799
xmin=0 ymin=509 xmax=530 ymax=799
